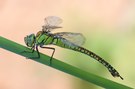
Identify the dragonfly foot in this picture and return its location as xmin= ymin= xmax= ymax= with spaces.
xmin=49 ymin=58 xmax=53 ymax=66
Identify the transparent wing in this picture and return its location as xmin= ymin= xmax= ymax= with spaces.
xmin=43 ymin=16 xmax=62 ymax=32
xmin=54 ymin=32 xmax=85 ymax=46
xmin=45 ymin=16 xmax=62 ymax=26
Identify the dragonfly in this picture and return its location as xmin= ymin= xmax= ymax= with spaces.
xmin=24 ymin=16 xmax=123 ymax=80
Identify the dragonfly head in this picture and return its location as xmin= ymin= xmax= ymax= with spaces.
xmin=24 ymin=34 xmax=36 ymax=47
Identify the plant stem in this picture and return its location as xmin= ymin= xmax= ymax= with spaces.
xmin=0 ymin=36 xmax=133 ymax=89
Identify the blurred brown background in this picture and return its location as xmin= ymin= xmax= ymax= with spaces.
xmin=0 ymin=0 xmax=135 ymax=89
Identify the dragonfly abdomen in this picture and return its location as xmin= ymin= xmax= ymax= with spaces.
xmin=71 ymin=46 xmax=123 ymax=80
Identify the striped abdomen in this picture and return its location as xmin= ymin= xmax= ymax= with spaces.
xmin=54 ymin=38 xmax=123 ymax=79
xmin=72 ymin=46 xmax=123 ymax=79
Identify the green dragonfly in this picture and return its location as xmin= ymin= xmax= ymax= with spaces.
xmin=24 ymin=16 xmax=123 ymax=80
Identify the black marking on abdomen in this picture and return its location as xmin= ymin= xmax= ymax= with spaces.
xmin=71 ymin=46 xmax=123 ymax=80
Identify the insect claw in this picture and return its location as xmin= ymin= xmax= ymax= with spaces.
xmin=119 ymin=75 xmax=124 ymax=80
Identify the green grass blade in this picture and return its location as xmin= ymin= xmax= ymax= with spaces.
xmin=0 ymin=36 xmax=133 ymax=89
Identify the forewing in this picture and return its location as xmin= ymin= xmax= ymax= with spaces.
xmin=44 ymin=16 xmax=62 ymax=26
xmin=43 ymin=16 xmax=62 ymax=32
xmin=54 ymin=32 xmax=85 ymax=46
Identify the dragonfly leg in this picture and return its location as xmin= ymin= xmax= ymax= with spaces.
xmin=26 ymin=45 xmax=40 ymax=59
xmin=21 ymin=43 xmax=35 ymax=53
xmin=40 ymin=46 xmax=55 ymax=65
xmin=35 ymin=45 xmax=40 ymax=58
xmin=20 ymin=46 xmax=35 ymax=54
xmin=21 ymin=45 xmax=40 ymax=59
